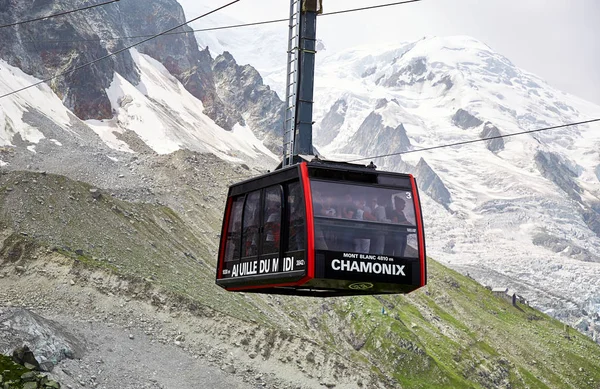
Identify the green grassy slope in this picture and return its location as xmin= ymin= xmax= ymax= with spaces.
xmin=315 ymin=260 xmax=600 ymax=388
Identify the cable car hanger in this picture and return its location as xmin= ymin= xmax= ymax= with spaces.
xmin=215 ymin=0 xmax=426 ymax=296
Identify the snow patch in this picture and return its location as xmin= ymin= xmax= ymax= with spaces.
xmin=86 ymin=49 xmax=278 ymax=164
xmin=0 ymin=59 xmax=71 ymax=146
xmin=86 ymin=118 xmax=135 ymax=153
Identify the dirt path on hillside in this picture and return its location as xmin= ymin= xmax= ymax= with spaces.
xmin=44 ymin=320 xmax=257 ymax=389
xmin=0 ymin=253 xmax=323 ymax=389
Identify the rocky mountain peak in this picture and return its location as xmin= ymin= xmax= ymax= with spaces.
xmin=415 ymin=158 xmax=452 ymax=209
xmin=452 ymin=109 xmax=484 ymax=130
xmin=212 ymin=51 xmax=284 ymax=153
xmin=0 ymin=0 xmax=287 ymax=139
xmin=480 ymin=122 xmax=505 ymax=152
xmin=1 ymin=0 xmax=148 ymax=118
xmin=116 ymin=0 xmax=238 ymax=130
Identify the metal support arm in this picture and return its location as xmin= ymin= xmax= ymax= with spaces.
xmin=282 ymin=0 xmax=322 ymax=166
xmin=294 ymin=3 xmax=318 ymax=156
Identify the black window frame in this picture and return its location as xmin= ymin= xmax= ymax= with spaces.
xmin=240 ymin=190 xmax=261 ymax=260
xmin=224 ymin=195 xmax=245 ymax=262
xmin=261 ymin=185 xmax=284 ymax=257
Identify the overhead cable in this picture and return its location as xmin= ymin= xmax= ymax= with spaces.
xmin=210 ymin=118 xmax=600 ymax=181
xmin=345 ymin=118 xmax=600 ymax=163
xmin=0 ymin=0 xmax=120 ymax=29
xmin=0 ymin=0 xmax=242 ymax=100
xmin=24 ymin=0 xmax=424 ymax=44
xmin=125 ymin=119 xmax=600 ymax=183
xmin=323 ymin=0 xmax=423 ymax=16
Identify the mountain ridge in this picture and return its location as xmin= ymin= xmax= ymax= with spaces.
xmin=1 ymin=1 xmax=600 ymax=387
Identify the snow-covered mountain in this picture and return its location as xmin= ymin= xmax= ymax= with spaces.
xmin=0 ymin=0 xmax=281 ymax=170
xmin=0 ymin=50 xmax=276 ymax=164
xmin=309 ymin=36 xmax=600 ymax=332
xmin=5 ymin=4 xmax=600 ymax=387
xmin=2 ymin=0 xmax=600 ymax=341
xmin=195 ymin=18 xmax=600 ymax=337
xmin=87 ymin=49 xmax=277 ymax=161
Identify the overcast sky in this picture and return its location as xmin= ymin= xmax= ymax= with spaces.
xmin=181 ymin=0 xmax=600 ymax=106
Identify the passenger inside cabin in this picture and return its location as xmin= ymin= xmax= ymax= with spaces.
xmin=386 ymin=196 xmax=409 ymax=256
xmin=310 ymin=191 xmax=328 ymax=249
xmin=390 ymin=196 xmax=408 ymax=224
xmin=323 ymin=196 xmax=337 ymax=217
xmin=243 ymin=211 xmax=259 ymax=256
xmin=313 ymin=191 xmax=324 ymax=215
xmin=289 ymin=203 xmax=305 ymax=251
xmin=362 ymin=197 xmax=376 ymax=221
xmin=264 ymin=201 xmax=281 ymax=253
xmin=369 ymin=197 xmax=388 ymax=254
xmin=340 ymin=203 xmax=357 ymax=251
xmin=353 ymin=198 xmax=370 ymax=253
xmin=341 ymin=194 xmax=354 ymax=219
xmin=319 ymin=195 xmax=339 ymax=248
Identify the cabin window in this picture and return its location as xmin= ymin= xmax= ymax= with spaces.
xmin=241 ymin=190 xmax=261 ymax=258
xmin=286 ymin=182 xmax=305 ymax=252
xmin=262 ymin=186 xmax=282 ymax=255
xmin=310 ymin=180 xmax=419 ymax=258
xmin=224 ymin=196 xmax=244 ymax=262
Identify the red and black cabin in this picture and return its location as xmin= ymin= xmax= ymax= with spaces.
xmin=216 ymin=159 xmax=426 ymax=296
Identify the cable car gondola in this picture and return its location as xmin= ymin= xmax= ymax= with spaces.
xmin=215 ymin=158 xmax=426 ymax=296
xmin=215 ymin=0 xmax=426 ymax=296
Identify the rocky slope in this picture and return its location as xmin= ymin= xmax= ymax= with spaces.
xmin=0 ymin=0 xmax=282 ymax=152
xmin=1 ymin=169 xmax=600 ymax=388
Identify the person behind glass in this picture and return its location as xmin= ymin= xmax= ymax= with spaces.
xmin=313 ymin=191 xmax=324 ymax=215
xmin=362 ymin=198 xmax=376 ymax=222
xmin=389 ymin=196 xmax=408 ymax=256
xmin=353 ymin=199 xmax=370 ymax=253
xmin=373 ymin=197 xmax=389 ymax=222
xmin=264 ymin=201 xmax=281 ymax=252
xmin=340 ymin=203 xmax=357 ymax=251
xmin=341 ymin=194 xmax=354 ymax=219
xmin=311 ymin=191 xmax=328 ymax=249
xmin=369 ymin=197 xmax=388 ymax=254
xmin=289 ymin=202 xmax=305 ymax=251
xmin=321 ymin=195 xmax=338 ymax=248
xmin=323 ymin=196 xmax=337 ymax=217
xmin=390 ymin=197 xmax=408 ymax=224
xmin=244 ymin=210 xmax=259 ymax=256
